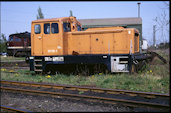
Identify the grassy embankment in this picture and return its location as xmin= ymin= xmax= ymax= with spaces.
xmin=1 ymin=49 xmax=170 ymax=94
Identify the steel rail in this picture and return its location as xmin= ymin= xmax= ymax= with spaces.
xmin=1 ymin=61 xmax=29 ymax=67
xmin=0 ymin=105 xmax=32 ymax=113
xmin=0 ymin=60 xmax=26 ymax=63
xmin=1 ymin=86 xmax=169 ymax=109
xmin=1 ymin=80 xmax=169 ymax=98
xmin=1 ymin=80 xmax=170 ymax=110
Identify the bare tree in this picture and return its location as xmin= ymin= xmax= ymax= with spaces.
xmin=153 ymin=2 xmax=169 ymax=47
xmin=163 ymin=1 xmax=169 ymax=9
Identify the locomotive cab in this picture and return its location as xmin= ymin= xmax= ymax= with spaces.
xmin=31 ymin=16 xmax=81 ymax=56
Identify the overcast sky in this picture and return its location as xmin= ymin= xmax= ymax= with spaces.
xmin=1 ymin=1 xmax=169 ymax=45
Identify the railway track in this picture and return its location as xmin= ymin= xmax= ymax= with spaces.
xmin=1 ymin=61 xmax=29 ymax=67
xmin=0 ymin=105 xmax=32 ymax=113
xmin=1 ymin=67 xmax=30 ymax=76
xmin=0 ymin=60 xmax=26 ymax=63
xmin=1 ymin=80 xmax=169 ymax=111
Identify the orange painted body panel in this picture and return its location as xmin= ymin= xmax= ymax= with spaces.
xmin=31 ymin=17 xmax=139 ymax=56
xmin=65 ymin=29 xmax=139 ymax=55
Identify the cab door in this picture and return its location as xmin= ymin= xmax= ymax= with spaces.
xmin=32 ymin=23 xmax=43 ymax=56
xmin=42 ymin=22 xmax=61 ymax=56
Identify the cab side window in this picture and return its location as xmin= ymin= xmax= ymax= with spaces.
xmin=15 ymin=37 xmax=21 ymax=42
xmin=44 ymin=23 xmax=50 ymax=34
xmin=63 ymin=22 xmax=71 ymax=32
xmin=9 ymin=36 xmax=14 ymax=42
xmin=77 ymin=25 xmax=81 ymax=31
xmin=51 ymin=23 xmax=59 ymax=34
xmin=34 ymin=24 xmax=41 ymax=34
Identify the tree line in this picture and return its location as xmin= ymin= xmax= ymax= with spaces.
xmin=0 ymin=34 xmax=7 ymax=53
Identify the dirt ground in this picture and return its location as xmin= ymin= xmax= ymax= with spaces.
xmin=1 ymin=91 xmax=134 ymax=112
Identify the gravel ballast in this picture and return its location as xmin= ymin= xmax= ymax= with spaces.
xmin=1 ymin=91 xmax=133 ymax=112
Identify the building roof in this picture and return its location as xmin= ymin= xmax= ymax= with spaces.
xmin=78 ymin=17 xmax=142 ymax=26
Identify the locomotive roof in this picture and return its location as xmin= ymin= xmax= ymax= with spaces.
xmin=9 ymin=32 xmax=30 ymax=38
xmin=32 ymin=17 xmax=62 ymax=23
xmin=32 ymin=17 xmax=81 ymax=25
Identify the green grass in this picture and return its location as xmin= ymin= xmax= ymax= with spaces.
xmin=1 ymin=49 xmax=169 ymax=94
xmin=1 ymin=69 xmax=169 ymax=94
xmin=0 ymin=56 xmax=25 ymax=62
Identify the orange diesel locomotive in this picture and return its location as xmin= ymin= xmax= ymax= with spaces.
xmin=29 ymin=16 xmax=149 ymax=74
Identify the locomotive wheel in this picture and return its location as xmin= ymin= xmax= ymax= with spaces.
xmin=75 ymin=64 xmax=90 ymax=76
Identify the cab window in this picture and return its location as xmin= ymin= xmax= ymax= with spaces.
xmin=9 ymin=36 xmax=13 ymax=42
xmin=34 ymin=24 xmax=41 ymax=34
xmin=44 ymin=23 xmax=50 ymax=34
xmin=63 ymin=22 xmax=71 ymax=32
xmin=51 ymin=23 xmax=59 ymax=34
xmin=77 ymin=25 xmax=81 ymax=31
xmin=15 ymin=38 xmax=21 ymax=42
xmin=135 ymin=33 xmax=139 ymax=37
